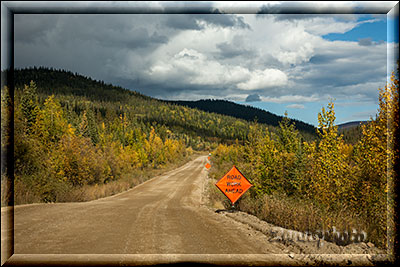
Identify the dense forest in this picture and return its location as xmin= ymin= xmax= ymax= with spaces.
xmin=13 ymin=67 xmax=319 ymax=142
xmin=12 ymin=67 xmax=256 ymax=146
xmin=167 ymin=99 xmax=316 ymax=136
xmin=338 ymin=122 xmax=366 ymax=145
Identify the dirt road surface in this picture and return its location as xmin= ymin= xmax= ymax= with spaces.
xmin=1 ymin=156 xmax=390 ymax=265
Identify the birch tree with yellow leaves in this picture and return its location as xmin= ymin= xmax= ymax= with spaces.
xmin=306 ymin=101 xmax=354 ymax=210
xmin=353 ymin=69 xmax=399 ymax=248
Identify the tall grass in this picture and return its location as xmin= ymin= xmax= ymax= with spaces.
xmin=207 ymin=179 xmax=373 ymax=247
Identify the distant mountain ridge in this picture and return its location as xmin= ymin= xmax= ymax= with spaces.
xmin=13 ymin=66 xmax=151 ymax=103
xmin=166 ymin=99 xmax=316 ymax=135
xmin=338 ymin=121 xmax=368 ymax=130
xmin=11 ymin=67 xmax=317 ymax=139
xmin=337 ymin=120 xmax=369 ymax=144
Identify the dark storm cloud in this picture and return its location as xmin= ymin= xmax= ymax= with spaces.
xmin=15 ymin=14 xmax=169 ymax=50
xmin=305 ymin=43 xmax=387 ymax=94
xmin=165 ymin=14 xmax=250 ymax=31
xmin=358 ymin=37 xmax=373 ymax=46
xmin=65 ymin=15 xmax=168 ymax=50
xmin=14 ymin=14 xmax=174 ymax=86
xmin=290 ymin=46 xmax=387 ymax=102
xmin=14 ymin=15 xmax=59 ymax=44
xmin=200 ymin=14 xmax=250 ymax=29
xmin=117 ymin=77 xmax=232 ymax=101
xmin=165 ymin=15 xmax=203 ymax=30
xmin=270 ymin=14 xmax=327 ymax=21
xmin=215 ymin=40 xmax=254 ymax=59
xmin=216 ymin=42 xmax=244 ymax=58
xmin=14 ymin=13 xmax=248 ymax=56
xmin=98 ymin=28 xmax=168 ymax=50
xmin=309 ymin=54 xmax=336 ymax=64
xmin=297 ymin=63 xmax=382 ymax=89
xmin=245 ymin=94 xmax=261 ymax=102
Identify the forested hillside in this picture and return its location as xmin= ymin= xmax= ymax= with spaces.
xmin=168 ymin=99 xmax=316 ymax=135
xmin=13 ymin=67 xmax=261 ymax=146
xmin=14 ymin=68 xmax=318 ymax=142
xmin=14 ymin=67 xmax=152 ymax=103
xmin=8 ymin=67 xmax=274 ymax=204
xmin=338 ymin=121 xmax=367 ymax=144
xmin=337 ymin=121 xmax=367 ymax=130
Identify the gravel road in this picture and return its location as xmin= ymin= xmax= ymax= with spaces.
xmin=1 ymin=155 xmax=390 ymax=265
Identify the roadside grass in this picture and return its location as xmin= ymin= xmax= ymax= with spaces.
xmin=207 ymin=168 xmax=371 ymax=247
xmin=11 ymin=152 xmax=203 ymax=205
xmin=237 ymin=193 xmax=368 ymax=245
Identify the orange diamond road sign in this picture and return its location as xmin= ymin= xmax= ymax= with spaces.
xmin=205 ymin=163 xmax=211 ymax=169
xmin=215 ymin=166 xmax=252 ymax=205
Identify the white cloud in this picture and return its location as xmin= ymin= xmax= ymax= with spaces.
xmin=241 ymin=14 xmax=321 ymax=66
xmin=237 ymin=68 xmax=288 ymax=90
xmin=303 ymin=17 xmax=380 ymax=36
xmin=286 ymin=104 xmax=305 ymax=109
xmin=148 ymin=48 xmax=250 ymax=86
xmin=300 ymin=17 xmax=359 ymax=36
xmin=149 ymin=48 xmax=288 ymax=91
xmin=275 ymin=42 xmax=315 ymax=65
xmin=261 ymin=94 xmax=320 ymax=103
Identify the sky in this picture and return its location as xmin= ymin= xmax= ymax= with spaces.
xmin=12 ymin=1 xmax=399 ymax=126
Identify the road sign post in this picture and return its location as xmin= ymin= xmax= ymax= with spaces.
xmin=215 ymin=166 xmax=252 ymax=209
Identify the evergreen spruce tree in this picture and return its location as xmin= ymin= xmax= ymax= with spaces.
xmin=20 ymin=81 xmax=39 ymax=133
